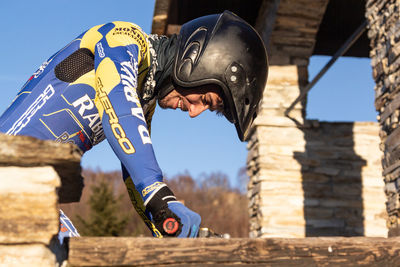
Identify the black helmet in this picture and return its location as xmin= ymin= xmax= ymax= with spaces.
xmin=172 ymin=10 xmax=268 ymax=141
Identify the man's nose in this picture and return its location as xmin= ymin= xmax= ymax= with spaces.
xmin=188 ymin=104 xmax=208 ymax=118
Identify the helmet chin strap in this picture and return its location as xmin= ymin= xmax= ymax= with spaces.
xmin=144 ymin=34 xmax=178 ymax=101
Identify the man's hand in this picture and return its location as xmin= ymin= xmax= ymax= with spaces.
xmin=145 ymin=184 xmax=201 ymax=238
xmin=165 ymin=202 xmax=201 ymax=237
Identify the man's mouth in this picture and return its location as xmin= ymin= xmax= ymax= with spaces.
xmin=177 ymin=99 xmax=183 ymax=110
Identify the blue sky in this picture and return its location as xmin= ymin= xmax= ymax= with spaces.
xmin=0 ymin=1 xmax=377 ymax=188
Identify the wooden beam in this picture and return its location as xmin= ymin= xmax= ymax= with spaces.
xmin=255 ymin=0 xmax=281 ymax=51
xmin=0 ymin=134 xmax=83 ymax=203
xmin=68 ymin=237 xmax=400 ymax=266
xmin=166 ymin=24 xmax=181 ymax=35
xmin=151 ymin=0 xmax=171 ymax=35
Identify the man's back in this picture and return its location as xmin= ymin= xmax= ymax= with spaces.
xmin=0 ymin=21 xmax=152 ymax=153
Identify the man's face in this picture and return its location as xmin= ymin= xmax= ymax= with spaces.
xmin=158 ymin=84 xmax=224 ymax=118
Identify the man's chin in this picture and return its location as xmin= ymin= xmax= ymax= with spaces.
xmin=157 ymin=98 xmax=169 ymax=110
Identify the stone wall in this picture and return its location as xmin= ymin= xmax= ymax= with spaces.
xmin=0 ymin=134 xmax=82 ymax=266
xmin=297 ymin=122 xmax=386 ymax=237
xmin=247 ymin=65 xmax=308 ymax=237
xmin=366 ymin=0 xmax=400 ymax=236
xmin=247 ymin=65 xmax=387 ymax=238
xmin=247 ymin=0 xmax=387 ymax=238
xmin=0 ymin=167 xmax=60 ymax=266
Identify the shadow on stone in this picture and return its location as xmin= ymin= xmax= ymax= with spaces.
xmin=294 ymin=122 xmax=366 ymax=236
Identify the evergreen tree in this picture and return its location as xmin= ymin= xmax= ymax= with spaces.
xmin=76 ymin=179 xmax=128 ymax=236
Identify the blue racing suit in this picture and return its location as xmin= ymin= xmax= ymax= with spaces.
xmin=0 ymin=21 xmax=200 ymax=241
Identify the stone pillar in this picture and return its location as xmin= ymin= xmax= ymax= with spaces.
xmin=0 ymin=167 xmax=60 ymax=266
xmin=247 ymin=65 xmax=308 ymax=237
xmin=353 ymin=123 xmax=387 ymax=237
xmin=0 ymin=134 xmax=83 ymax=265
xmin=366 ymin=0 xmax=400 ymax=236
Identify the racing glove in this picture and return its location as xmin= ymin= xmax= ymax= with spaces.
xmin=145 ymin=184 xmax=201 ymax=237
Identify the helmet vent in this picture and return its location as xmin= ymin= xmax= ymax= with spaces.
xmin=180 ymin=59 xmax=193 ymax=79
xmin=245 ymin=97 xmax=250 ymax=105
xmin=178 ymin=28 xmax=207 ymax=81
xmin=225 ymin=62 xmax=245 ymax=89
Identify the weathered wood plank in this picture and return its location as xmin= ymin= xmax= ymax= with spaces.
xmin=0 ymin=133 xmax=81 ymax=166
xmin=68 ymin=237 xmax=400 ymax=266
xmin=151 ymin=0 xmax=171 ymax=35
xmin=166 ymin=24 xmax=181 ymax=35
xmin=0 ymin=133 xmax=83 ymax=203
xmin=255 ymin=0 xmax=280 ymax=51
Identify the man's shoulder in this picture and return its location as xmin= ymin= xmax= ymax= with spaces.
xmin=83 ymin=21 xmax=148 ymax=41
xmin=105 ymin=21 xmax=148 ymax=37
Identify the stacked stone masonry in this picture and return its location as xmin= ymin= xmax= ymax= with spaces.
xmin=247 ymin=65 xmax=386 ymax=238
xmin=367 ymin=0 xmax=400 ymax=236
xmin=0 ymin=167 xmax=60 ymax=266
xmin=266 ymin=0 xmax=330 ymax=66
xmin=0 ymin=134 xmax=82 ymax=266
xmin=247 ymin=65 xmax=308 ymax=237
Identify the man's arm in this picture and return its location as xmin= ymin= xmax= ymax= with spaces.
xmin=91 ymin=22 xmax=200 ymax=237
xmin=121 ymin=164 xmax=162 ymax=237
